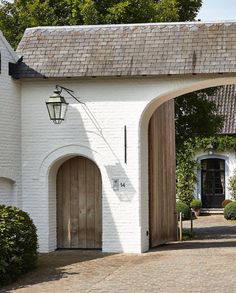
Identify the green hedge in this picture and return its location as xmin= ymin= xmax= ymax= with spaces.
xmin=0 ymin=205 xmax=38 ymax=286
xmin=224 ymin=202 xmax=236 ymax=220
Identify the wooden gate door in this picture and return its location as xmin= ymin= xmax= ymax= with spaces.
xmin=149 ymin=100 xmax=177 ymax=248
xmin=57 ymin=156 xmax=102 ymax=249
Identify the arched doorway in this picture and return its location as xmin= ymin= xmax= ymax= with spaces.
xmin=57 ymin=156 xmax=102 ymax=249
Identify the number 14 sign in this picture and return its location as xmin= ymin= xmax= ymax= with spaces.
xmin=112 ymin=178 xmax=127 ymax=191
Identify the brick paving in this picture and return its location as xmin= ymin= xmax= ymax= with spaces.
xmin=1 ymin=215 xmax=236 ymax=293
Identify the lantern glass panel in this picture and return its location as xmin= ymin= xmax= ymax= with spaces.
xmin=60 ymin=102 xmax=68 ymax=120
xmin=53 ymin=103 xmax=62 ymax=120
xmin=46 ymin=92 xmax=68 ymax=124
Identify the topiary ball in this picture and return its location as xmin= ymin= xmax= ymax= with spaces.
xmin=176 ymin=201 xmax=191 ymax=220
xmin=224 ymin=202 xmax=236 ymax=220
xmin=190 ymin=198 xmax=202 ymax=209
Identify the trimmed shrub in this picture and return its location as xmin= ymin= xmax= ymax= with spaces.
xmin=176 ymin=201 xmax=191 ymax=220
xmin=190 ymin=198 xmax=202 ymax=209
xmin=222 ymin=199 xmax=232 ymax=208
xmin=224 ymin=202 xmax=236 ymax=220
xmin=0 ymin=205 xmax=38 ymax=286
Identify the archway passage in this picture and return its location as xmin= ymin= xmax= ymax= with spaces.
xmin=149 ymin=100 xmax=177 ymax=248
xmin=57 ymin=156 xmax=102 ymax=249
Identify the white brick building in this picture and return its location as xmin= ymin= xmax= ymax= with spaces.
xmin=0 ymin=32 xmax=21 ymax=207
xmin=1 ymin=22 xmax=236 ymax=253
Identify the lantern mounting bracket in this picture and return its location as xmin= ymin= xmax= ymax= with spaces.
xmin=46 ymin=85 xmax=87 ymax=124
xmin=55 ymin=85 xmax=85 ymax=105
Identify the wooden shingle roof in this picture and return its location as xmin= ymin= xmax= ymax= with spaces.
xmin=15 ymin=22 xmax=236 ymax=78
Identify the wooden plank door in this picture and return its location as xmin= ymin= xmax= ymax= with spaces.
xmin=149 ymin=100 xmax=177 ymax=248
xmin=57 ymin=156 xmax=102 ymax=249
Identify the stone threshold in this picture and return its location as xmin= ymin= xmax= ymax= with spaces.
xmin=201 ymin=208 xmax=224 ymax=215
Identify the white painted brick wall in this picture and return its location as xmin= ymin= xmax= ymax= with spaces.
xmin=0 ymin=33 xmax=21 ymax=207
xmin=20 ymin=75 xmax=236 ymax=253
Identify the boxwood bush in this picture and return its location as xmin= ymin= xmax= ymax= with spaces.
xmin=176 ymin=201 xmax=191 ymax=220
xmin=224 ymin=202 xmax=236 ymax=220
xmin=0 ymin=205 xmax=38 ymax=286
xmin=190 ymin=198 xmax=202 ymax=209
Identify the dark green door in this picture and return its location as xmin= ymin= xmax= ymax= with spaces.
xmin=201 ymin=159 xmax=225 ymax=208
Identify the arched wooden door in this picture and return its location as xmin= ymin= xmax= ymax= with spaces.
xmin=57 ymin=156 xmax=102 ymax=249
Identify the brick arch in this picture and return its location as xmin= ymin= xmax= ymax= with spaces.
xmin=39 ymin=144 xmax=107 ymax=182
xmin=0 ymin=168 xmax=17 ymax=183
xmin=0 ymin=168 xmax=17 ymax=207
xmin=0 ymin=177 xmax=15 ymax=206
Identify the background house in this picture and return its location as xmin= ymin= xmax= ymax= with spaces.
xmin=194 ymin=85 xmax=236 ymax=208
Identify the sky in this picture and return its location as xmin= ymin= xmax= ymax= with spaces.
xmin=197 ymin=0 xmax=236 ymax=21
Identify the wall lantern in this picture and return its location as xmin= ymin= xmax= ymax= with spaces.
xmin=205 ymin=143 xmax=214 ymax=155
xmin=46 ymin=85 xmax=84 ymax=124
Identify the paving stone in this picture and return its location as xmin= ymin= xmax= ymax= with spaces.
xmin=1 ymin=215 xmax=236 ymax=293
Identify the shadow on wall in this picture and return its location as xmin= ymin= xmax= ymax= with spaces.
xmin=68 ymin=103 xmax=137 ymax=203
xmin=105 ymin=163 xmax=136 ymax=202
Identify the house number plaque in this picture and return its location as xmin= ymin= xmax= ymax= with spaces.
xmin=112 ymin=178 xmax=126 ymax=191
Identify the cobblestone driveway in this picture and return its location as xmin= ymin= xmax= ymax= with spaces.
xmin=1 ymin=215 xmax=236 ymax=293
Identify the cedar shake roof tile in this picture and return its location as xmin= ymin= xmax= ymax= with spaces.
xmin=208 ymin=85 xmax=236 ymax=135
xmin=15 ymin=22 xmax=236 ymax=78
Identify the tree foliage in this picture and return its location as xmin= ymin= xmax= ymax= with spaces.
xmin=175 ymin=87 xmax=224 ymax=147
xmin=0 ymin=0 xmax=202 ymax=48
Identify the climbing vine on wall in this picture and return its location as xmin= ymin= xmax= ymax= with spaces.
xmin=176 ymin=135 xmax=236 ymax=206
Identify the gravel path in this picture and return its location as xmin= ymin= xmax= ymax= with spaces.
xmin=1 ymin=215 xmax=236 ymax=293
